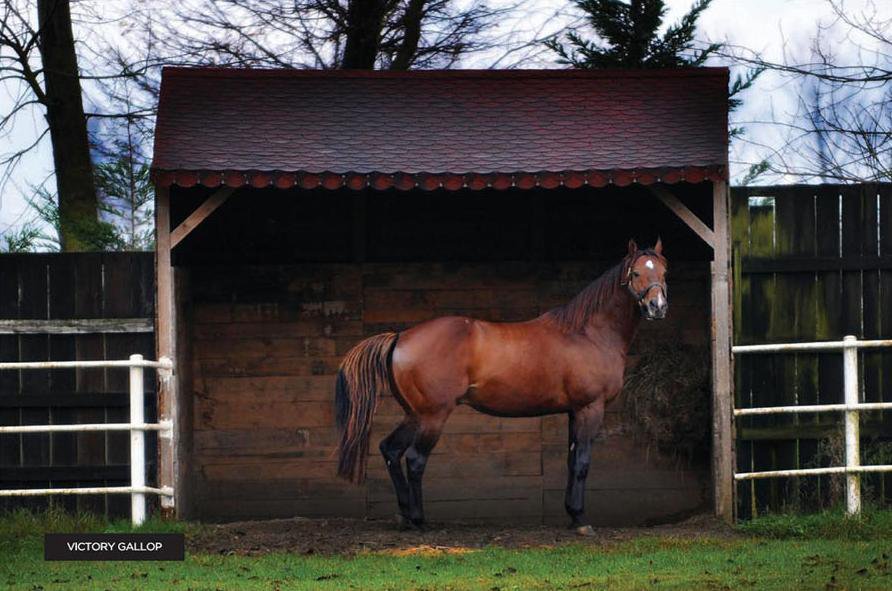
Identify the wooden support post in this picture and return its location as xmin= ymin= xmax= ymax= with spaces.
xmin=649 ymin=185 xmax=715 ymax=248
xmin=711 ymin=179 xmax=734 ymax=523
xmin=154 ymin=186 xmax=178 ymax=514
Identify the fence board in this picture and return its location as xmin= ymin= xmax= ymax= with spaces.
xmin=0 ymin=257 xmax=20 ymax=511
xmin=48 ymin=258 xmax=78 ymax=512
xmin=18 ymin=259 xmax=50 ymax=511
xmin=731 ymin=190 xmax=754 ymax=518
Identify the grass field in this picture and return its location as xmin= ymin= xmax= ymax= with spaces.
xmin=1 ymin=509 xmax=891 ymax=590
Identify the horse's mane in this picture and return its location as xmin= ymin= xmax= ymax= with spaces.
xmin=546 ymin=249 xmax=663 ymax=333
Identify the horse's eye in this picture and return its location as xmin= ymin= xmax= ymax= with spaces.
xmin=631 ymin=271 xmax=639 ymax=278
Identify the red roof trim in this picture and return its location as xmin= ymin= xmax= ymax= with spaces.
xmin=151 ymin=166 xmax=726 ymax=191
xmin=161 ymin=66 xmax=728 ymax=81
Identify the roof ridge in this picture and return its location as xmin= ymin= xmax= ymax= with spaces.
xmin=160 ymin=66 xmax=730 ymax=80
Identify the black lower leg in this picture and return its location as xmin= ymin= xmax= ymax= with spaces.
xmin=380 ymin=420 xmax=417 ymax=521
xmin=564 ymin=404 xmax=602 ymax=527
xmin=406 ymin=431 xmax=439 ymax=527
xmin=564 ymin=434 xmax=592 ymax=526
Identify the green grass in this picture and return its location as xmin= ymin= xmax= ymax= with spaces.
xmin=1 ymin=509 xmax=891 ymax=590
xmin=737 ymin=506 xmax=892 ymax=540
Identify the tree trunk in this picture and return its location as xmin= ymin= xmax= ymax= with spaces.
xmin=390 ymin=0 xmax=425 ymax=70
xmin=342 ymin=0 xmax=387 ymax=69
xmin=37 ymin=0 xmax=99 ymax=251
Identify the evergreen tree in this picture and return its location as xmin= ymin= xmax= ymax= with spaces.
xmin=547 ymin=0 xmax=720 ymax=68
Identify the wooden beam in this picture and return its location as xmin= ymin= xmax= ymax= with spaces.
xmin=0 ymin=318 xmax=152 ymax=334
xmin=710 ymin=179 xmax=735 ymax=523
xmin=742 ymin=255 xmax=892 ymax=274
xmin=170 ymin=187 xmax=235 ymax=248
xmin=155 ymin=185 xmax=178 ymax=514
xmin=649 ymin=185 xmax=715 ymax=249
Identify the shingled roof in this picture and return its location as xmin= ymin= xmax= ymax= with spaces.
xmin=151 ymin=68 xmax=728 ymax=191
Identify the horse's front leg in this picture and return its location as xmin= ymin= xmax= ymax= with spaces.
xmin=564 ymin=400 xmax=605 ymax=536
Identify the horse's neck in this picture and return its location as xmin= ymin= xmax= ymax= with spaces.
xmin=586 ymin=284 xmax=640 ymax=353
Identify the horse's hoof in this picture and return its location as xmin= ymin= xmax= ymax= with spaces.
xmin=575 ymin=525 xmax=596 ymax=537
xmin=395 ymin=514 xmax=413 ymax=531
xmin=395 ymin=514 xmax=426 ymax=531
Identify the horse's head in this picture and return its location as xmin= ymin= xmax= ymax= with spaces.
xmin=622 ymin=238 xmax=668 ymax=320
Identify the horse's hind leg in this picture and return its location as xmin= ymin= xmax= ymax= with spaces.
xmin=564 ymin=401 xmax=605 ymax=535
xmin=405 ymin=413 xmax=449 ymax=528
xmin=380 ymin=418 xmax=418 ymax=529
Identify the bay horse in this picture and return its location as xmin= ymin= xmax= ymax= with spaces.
xmin=335 ymin=239 xmax=668 ymax=535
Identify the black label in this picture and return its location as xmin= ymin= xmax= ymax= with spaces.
xmin=45 ymin=533 xmax=185 ymax=561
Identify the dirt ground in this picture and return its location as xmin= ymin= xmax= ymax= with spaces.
xmin=189 ymin=513 xmax=738 ymax=556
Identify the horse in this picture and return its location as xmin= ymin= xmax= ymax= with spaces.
xmin=334 ymin=239 xmax=669 ymax=535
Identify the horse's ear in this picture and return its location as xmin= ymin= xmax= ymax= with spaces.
xmin=654 ymin=236 xmax=663 ymax=255
xmin=627 ymin=239 xmax=638 ymax=256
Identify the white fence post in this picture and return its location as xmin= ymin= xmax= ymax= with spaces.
xmin=129 ymin=354 xmax=146 ymax=526
xmin=842 ymin=335 xmax=861 ymax=517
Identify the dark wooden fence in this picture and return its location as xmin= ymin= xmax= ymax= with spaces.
xmin=732 ymin=183 xmax=892 ymax=518
xmin=0 ymin=253 xmax=155 ymax=517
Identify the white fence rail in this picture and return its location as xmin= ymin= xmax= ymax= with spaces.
xmin=732 ymin=335 xmax=892 ymax=516
xmin=0 ymin=355 xmax=173 ymax=525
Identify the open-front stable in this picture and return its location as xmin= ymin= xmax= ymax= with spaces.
xmin=151 ymin=68 xmax=733 ymax=524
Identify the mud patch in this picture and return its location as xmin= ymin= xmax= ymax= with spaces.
xmin=188 ymin=513 xmax=736 ymax=556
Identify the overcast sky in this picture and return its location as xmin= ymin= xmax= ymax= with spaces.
xmin=1 ymin=0 xmax=889 ymax=237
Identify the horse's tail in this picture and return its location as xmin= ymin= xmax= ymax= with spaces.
xmin=335 ymin=332 xmax=399 ymax=484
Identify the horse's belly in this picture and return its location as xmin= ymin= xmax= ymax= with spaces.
xmin=460 ymin=374 xmax=570 ymax=416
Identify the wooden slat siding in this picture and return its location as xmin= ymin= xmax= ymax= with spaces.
xmin=772 ymin=188 xmax=804 ymax=510
xmin=189 ymin=261 xmax=710 ymax=523
xmin=0 ymin=392 xmax=130 ymax=407
xmin=744 ymin=195 xmax=776 ymax=516
xmin=730 ymin=189 xmax=753 ymax=519
xmin=47 ymin=257 xmax=78 ymax=513
xmin=18 ymin=257 xmax=51 ymax=512
xmin=741 ymin=256 xmax=892 ymax=273
xmin=859 ymin=185 xmax=885 ymax=501
xmin=0 ymin=318 xmax=153 ymax=334
xmin=840 ymin=186 xmax=864 ymax=337
xmin=880 ymin=185 xmax=892 ymax=504
xmin=792 ymin=188 xmax=818 ymax=508
xmin=840 ymin=186 xmax=868 ymax=505
xmin=794 ymin=188 xmax=820 ymax=509
xmin=859 ymin=186 xmax=881 ymax=418
xmin=0 ymin=256 xmax=21 ymax=511
xmin=73 ymin=254 xmax=107 ymax=514
xmin=104 ymin=253 xmax=156 ymax=515
xmin=1 ymin=465 xmax=129 ymax=481
xmin=814 ymin=186 xmax=843 ymax=504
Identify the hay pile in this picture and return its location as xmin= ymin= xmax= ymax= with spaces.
xmin=622 ymin=341 xmax=710 ymax=459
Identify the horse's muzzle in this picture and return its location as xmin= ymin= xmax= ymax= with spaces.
xmin=642 ymin=295 xmax=668 ymax=320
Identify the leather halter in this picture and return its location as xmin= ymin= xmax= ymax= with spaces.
xmin=621 ymin=254 xmax=667 ymax=303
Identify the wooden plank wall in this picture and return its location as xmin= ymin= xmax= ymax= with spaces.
xmin=188 ymin=261 xmax=710 ymax=524
xmin=0 ymin=253 xmax=155 ymax=517
xmin=732 ymin=184 xmax=892 ymax=518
